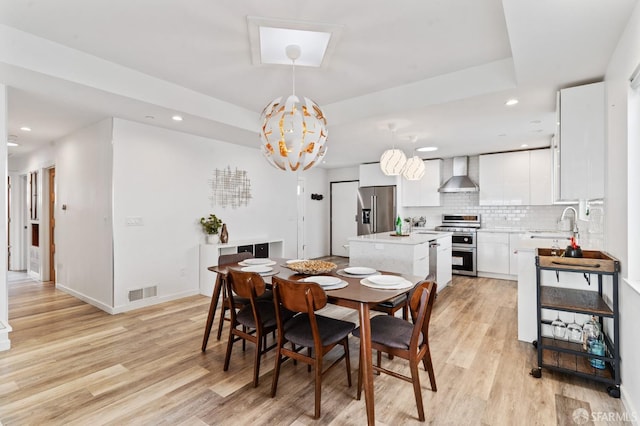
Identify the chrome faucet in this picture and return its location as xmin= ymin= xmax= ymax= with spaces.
xmin=560 ymin=206 xmax=579 ymax=238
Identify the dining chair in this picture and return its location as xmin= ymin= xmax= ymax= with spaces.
xmin=353 ymin=280 xmax=438 ymax=422
xmin=223 ymin=269 xmax=294 ymax=387
xmin=216 ymin=251 xmax=270 ymax=340
xmin=270 ymin=276 xmax=356 ymax=419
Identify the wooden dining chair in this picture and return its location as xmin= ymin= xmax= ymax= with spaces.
xmin=353 ymin=280 xmax=438 ymax=422
xmin=216 ymin=252 xmax=270 ymax=340
xmin=270 ymin=276 xmax=356 ymax=419
xmin=223 ymin=270 xmax=294 ymax=387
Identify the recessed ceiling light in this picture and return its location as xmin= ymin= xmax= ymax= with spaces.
xmin=20 ymin=126 xmax=32 ymax=132
xmin=172 ymin=115 xmax=183 ymax=122
xmin=505 ymin=99 xmax=519 ymax=106
xmin=521 ymin=144 xmax=529 ymax=148
xmin=8 ymin=141 xmax=19 ymax=147
xmin=416 ymin=146 xmax=438 ymax=152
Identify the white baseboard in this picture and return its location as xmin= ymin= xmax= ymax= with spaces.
xmin=0 ymin=330 xmax=11 ymax=352
xmin=56 ymin=284 xmax=115 ymax=314
xmin=620 ymin=386 xmax=639 ymax=425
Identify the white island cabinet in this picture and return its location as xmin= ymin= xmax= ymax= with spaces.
xmin=348 ymin=231 xmax=452 ymax=292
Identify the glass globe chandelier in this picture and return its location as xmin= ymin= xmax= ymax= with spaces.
xmin=379 ymin=123 xmax=406 ymax=176
xmin=259 ymin=45 xmax=328 ymax=171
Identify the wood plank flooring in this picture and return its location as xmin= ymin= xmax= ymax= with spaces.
xmin=0 ymin=267 xmax=628 ymax=425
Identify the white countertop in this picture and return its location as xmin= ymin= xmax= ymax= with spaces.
xmin=348 ymin=231 xmax=452 ymax=245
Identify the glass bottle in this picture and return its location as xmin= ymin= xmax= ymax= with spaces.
xmin=396 ymin=215 xmax=402 ymax=235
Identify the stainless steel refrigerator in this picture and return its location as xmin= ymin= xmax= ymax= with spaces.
xmin=357 ymin=185 xmax=396 ymax=235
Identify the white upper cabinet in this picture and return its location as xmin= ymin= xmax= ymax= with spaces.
xmin=359 ymin=163 xmax=398 ymax=187
xmin=401 ymin=159 xmax=442 ymax=207
xmin=559 ymin=82 xmax=605 ymax=201
xmin=480 ymin=149 xmax=552 ymax=206
xmin=479 ymin=151 xmax=529 ymax=205
xmin=529 ymin=148 xmax=553 ymax=205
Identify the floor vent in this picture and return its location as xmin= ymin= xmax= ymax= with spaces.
xmin=128 ymin=286 xmax=157 ymax=302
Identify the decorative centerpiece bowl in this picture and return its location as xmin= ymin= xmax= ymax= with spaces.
xmin=287 ymin=260 xmax=337 ymax=275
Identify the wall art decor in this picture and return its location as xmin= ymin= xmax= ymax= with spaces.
xmin=208 ymin=166 xmax=252 ymax=208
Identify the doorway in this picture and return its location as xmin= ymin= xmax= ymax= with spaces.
xmin=330 ymin=181 xmax=359 ymax=257
xmin=48 ymin=168 xmax=55 ymax=283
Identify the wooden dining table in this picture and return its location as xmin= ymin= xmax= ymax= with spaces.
xmin=203 ymin=258 xmax=423 ymax=426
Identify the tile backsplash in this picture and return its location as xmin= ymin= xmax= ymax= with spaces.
xmin=403 ymin=156 xmax=605 ymax=249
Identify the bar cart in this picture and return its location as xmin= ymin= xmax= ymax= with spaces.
xmin=529 ymin=249 xmax=620 ymax=398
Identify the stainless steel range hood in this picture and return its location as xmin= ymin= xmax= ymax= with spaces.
xmin=438 ymin=156 xmax=478 ymax=193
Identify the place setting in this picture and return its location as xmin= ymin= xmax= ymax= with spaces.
xmin=336 ymin=266 xmax=381 ymax=279
xmin=238 ymin=258 xmax=277 ymax=267
xmin=360 ymin=274 xmax=413 ymax=290
xmin=299 ymin=275 xmax=348 ymax=291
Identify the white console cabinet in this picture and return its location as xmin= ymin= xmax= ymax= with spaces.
xmin=198 ymin=238 xmax=284 ymax=296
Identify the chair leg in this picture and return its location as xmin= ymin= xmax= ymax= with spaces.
xmin=314 ymin=356 xmax=323 ymax=419
xmin=223 ymin=328 xmax=235 ymax=372
xmin=422 ymin=347 xmax=437 ymax=391
xmin=253 ymin=331 xmax=262 ymax=387
xmin=402 ymin=303 xmax=409 ymax=321
xmin=307 ymin=347 xmax=312 ymax=373
xmin=343 ymin=338 xmax=352 ymax=387
xmin=410 ymin=361 xmax=425 ymax=421
xmin=271 ymin=347 xmax=282 ymax=397
xmin=216 ymin=284 xmax=228 ymax=340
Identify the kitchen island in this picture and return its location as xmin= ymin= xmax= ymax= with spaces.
xmin=348 ymin=231 xmax=452 ymax=291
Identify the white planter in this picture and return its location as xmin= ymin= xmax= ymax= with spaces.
xmin=205 ymin=234 xmax=219 ymax=244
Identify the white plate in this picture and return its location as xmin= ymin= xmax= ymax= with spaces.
xmin=286 ymin=259 xmax=308 ymax=264
xmin=344 ymin=267 xmax=377 ymax=275
xmin=302 ymin=276 xmax=341 ymax=286
xmin=241 ymin=265 xmax=273 ymax=273
xmin=367 ymin=275 xmax=404 ymax=286
xmin=239 ymin=260 xmax=276 ymax=267
xmin=322 ymin=281 xmax=348 ymax=290
xmin=243 ymin=258 xmax=272 ymax=265
xmin=360 ymin=278 xmax=413 ymax=290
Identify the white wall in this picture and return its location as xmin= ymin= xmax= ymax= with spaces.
xmin=0 ymin=84 xmax=10 ymax=350
xmin=604 ymin=1 xmax=640 ymax=416
xmin=111 ymin=119 xmax=326 ymax=311
xmin=55 ymin=118 xmax=114 ymax=309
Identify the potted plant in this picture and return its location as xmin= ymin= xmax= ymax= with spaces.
xmin=200 ymin=214 xmax=222 ymax=244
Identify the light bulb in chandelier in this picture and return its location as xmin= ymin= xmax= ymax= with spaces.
xmin=259 ymin=44 xmax=328 ymax=171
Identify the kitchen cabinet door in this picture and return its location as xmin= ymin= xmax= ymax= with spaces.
xmin=436 ymin=237 xmax=452 ymax=289
xmin=529 ymin=149 xmax=552 ymax=205
xmin=559 ymin=82 xmax=605 ymax=200
xmin=480 ymin=151 xmax=530 ymax=205
xmin=400 ymin=159 xmax=442 ymax=207
xmin=477 ymin=232 xmax=510 ymax=275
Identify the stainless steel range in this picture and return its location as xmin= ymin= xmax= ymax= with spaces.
xmin=435 ymin=214 xmax=481 ymax=276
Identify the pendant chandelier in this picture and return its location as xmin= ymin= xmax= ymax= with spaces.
xmin=402 ymin=136 xmax=426 ymax=180
xmin=259 ymin=45 xmax=328 ymax=171
xmin=380 ymin=125 xmax=425 ymax=180
xmin=379 ymin=123 xmax=406 ymax=176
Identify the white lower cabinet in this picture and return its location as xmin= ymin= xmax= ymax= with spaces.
xmin=436 ymin=237 xmax=452 ymax=289
xmin=477 ymin=232 xmax=510 ymax=275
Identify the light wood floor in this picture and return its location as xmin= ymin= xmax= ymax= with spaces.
xmin=1 ymin=268 xmax=627 ymax=425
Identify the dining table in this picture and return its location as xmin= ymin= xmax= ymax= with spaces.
xmin=203 ymin=258 xmax=423 ymax=426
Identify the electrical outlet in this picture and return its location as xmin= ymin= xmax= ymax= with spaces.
xmin=125 ymin=216 xmax=144 ymax=226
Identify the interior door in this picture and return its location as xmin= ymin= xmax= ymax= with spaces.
xmin=49 ymin=167 xmax=55 ymax=283
xmin=331 ymin=181 xmax=359 ymax=256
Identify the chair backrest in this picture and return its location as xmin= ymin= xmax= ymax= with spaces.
xmin=408 ymin=280 xmax=437 ymax=350
xmin=272 ymin=276 xmax=327 ymax=313
xmin=228 ymin=269 xmax=267 ymax=299
xmin=218 ymin=251 xmax=253 ymax=266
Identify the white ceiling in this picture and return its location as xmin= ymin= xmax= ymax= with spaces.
xmin=1 ymin=0 xmax=637 ymax=168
